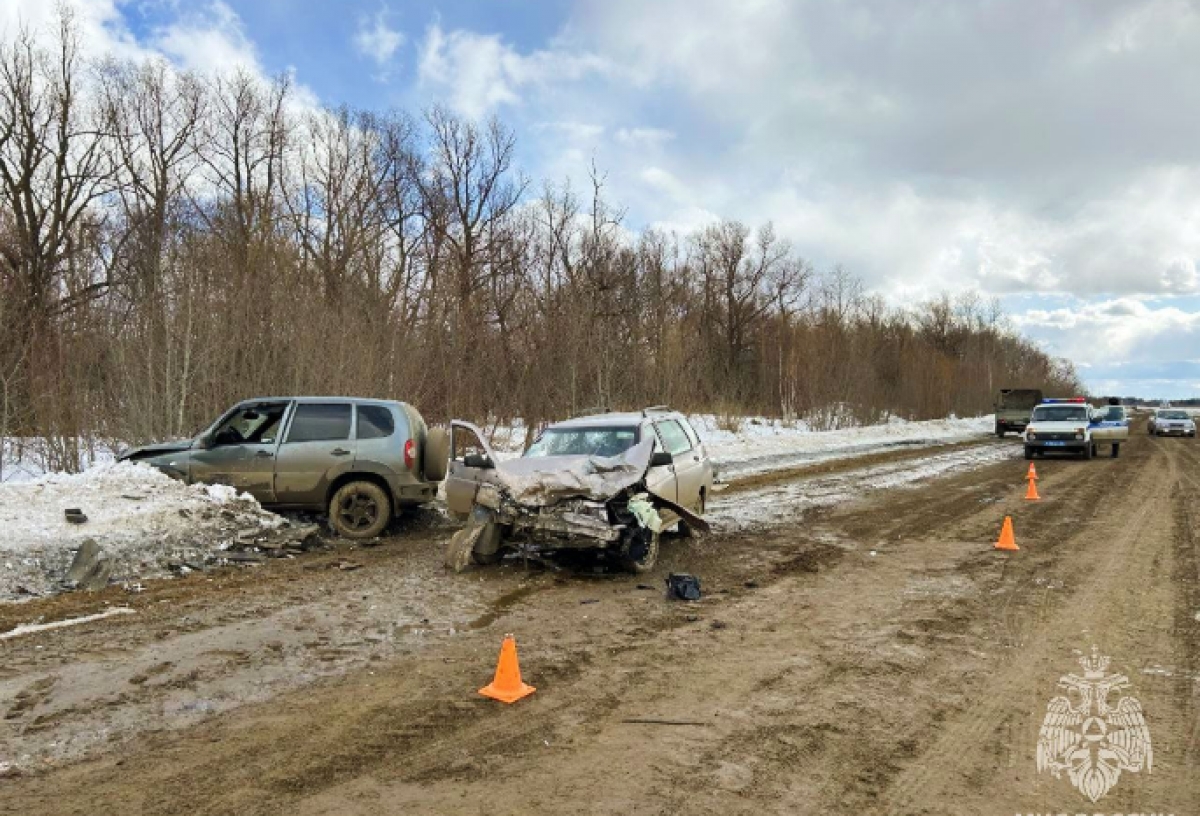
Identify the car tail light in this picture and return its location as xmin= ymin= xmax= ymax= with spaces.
xmin=404 ymin=439 xmax=416 ymax=470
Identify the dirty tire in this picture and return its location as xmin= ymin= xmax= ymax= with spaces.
xmin=1083 ymin=443 xmax=1094 ymax=460
xmin=1111 ymin=442 xmax=1120 ymax=458
xmin=621 ymin=531 xmax=660 ymax=574
xmin=1023 ymin=446 xmax=1034 ymax=460
xmin=423 ymin=427 xmax=451 ymax=482
xmin=329 ymin=481 xmax=391 ymax=540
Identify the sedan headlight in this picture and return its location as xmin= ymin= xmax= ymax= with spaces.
xmin=1075 ymin=432 xmax=1084 ymax=440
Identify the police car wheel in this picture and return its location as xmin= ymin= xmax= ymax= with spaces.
xmin=1024 ymin=446 xmax=1034 ymax=461
xmin=1111 ymin=443 xmax=1120 ymax=459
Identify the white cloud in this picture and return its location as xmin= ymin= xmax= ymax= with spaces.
xmin=417 ymin=22 xmax=612 ymax=119
xmin=616 ymin=127 xmax=674 ymax=148
xmin=354 ymin=7 xmax=404 ymax=78
xmin=0 ymin=0 xmax=149 ymax=63
xmin=150 ymin=0 xmax=261 ymax=76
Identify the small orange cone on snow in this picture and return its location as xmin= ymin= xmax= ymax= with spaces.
xmin=995 ymin=516 xmax=1019 ymax=551
xmin=479 ymin=634 xmax=536 ymax=704
xmin=1026 ymin=462 xmax=1038 ymax=481
xmin=1024 ymin=474 xmax=1041 ymax=500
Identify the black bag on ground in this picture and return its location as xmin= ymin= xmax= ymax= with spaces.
xmin=666 ymin=573 xmax=701 ymax=601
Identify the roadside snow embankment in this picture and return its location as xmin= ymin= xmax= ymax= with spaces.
xmin=694 ymin=414 xmax=994 ymax=480
xmin=0 ymin=462 xmax=289 ymax=601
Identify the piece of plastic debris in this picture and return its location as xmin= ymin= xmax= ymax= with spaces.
xmin=666 ymin=573 xmax=702 ymax=601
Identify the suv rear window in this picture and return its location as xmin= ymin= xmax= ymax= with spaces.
xmin=357 ymin=405 xmax=395 ymax=440
xmin=287 ymin=403 xmax=352 ymax=443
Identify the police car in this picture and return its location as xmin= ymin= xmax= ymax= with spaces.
xmin=1023 ymin=398 xmax=1115 ymax=461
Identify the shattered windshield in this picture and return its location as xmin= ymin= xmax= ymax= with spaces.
xmin=1031 ymin=406 xmax=1089 ymax=422
xmin=524 ymin=426 xmax=639 ymax=458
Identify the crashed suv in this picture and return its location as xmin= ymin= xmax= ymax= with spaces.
xmin=119 ymin=397 xmax=449 ymax=539
xmin=444 ymin=409 xmax=714 ymax=573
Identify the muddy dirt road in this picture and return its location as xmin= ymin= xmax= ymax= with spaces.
xmin=1 ymin=432 xmax=1197 ymax=815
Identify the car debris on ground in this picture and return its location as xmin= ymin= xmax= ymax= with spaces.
xmin=0 ymin=461 xmax=322 ymax=600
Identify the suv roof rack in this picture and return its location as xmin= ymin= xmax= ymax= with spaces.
xmin=572 ymin=406 xmax=612 ymax=418
xmin=642 ymin=405 xmax=671 ymax=417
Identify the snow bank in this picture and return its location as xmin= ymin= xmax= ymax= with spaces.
xmin=0 ymin=461 xmax=286 ymax=601
xmin=692 ymin=414 xmax=995 ymax=478
xmin=480 ymin=413 xmax=995 ymax=478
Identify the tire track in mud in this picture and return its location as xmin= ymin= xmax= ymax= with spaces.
xmin=881 ymin=434 xmax=1199 ymax=815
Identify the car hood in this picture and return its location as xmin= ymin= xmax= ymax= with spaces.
xmin=119 ymin=439 xmax=196 ymax=461
xmin=493 ymin=439 xmax=655 ymax=506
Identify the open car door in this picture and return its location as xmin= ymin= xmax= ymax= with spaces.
xmin=445 ymin=421 xmax=499 ymax=516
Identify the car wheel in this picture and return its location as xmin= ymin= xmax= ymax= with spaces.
xmin=329 ymin=480 xmax=391 ymax=539
xmin=1024 ymin=446 xmax=1034 ymax=461
xmin=1083 ymin=443 xmax=1093 ymax=460
xmin=996 ymin=428 xmax=1005 ymax=439
xmin=621 ymin=529 xmax=660 ymax=574
xmin=1111 ymin=443 xmax=1120 ymax=459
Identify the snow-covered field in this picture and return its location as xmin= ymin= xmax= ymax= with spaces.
xmin=481 ymin=413 xmax=995 ymax=478
xmin=0 ymin=462 xmax=288 ymax=601
xmin=694 ymin=414 xmax=994 ymax=479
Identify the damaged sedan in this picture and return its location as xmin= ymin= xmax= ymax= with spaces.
xmin=444 ymin=409 xmax=713 ymax=573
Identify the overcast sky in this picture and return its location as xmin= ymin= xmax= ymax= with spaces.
xmin=5 ymin=0 xmax=1199 ymax=398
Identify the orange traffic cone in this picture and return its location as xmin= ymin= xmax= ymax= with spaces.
xmin=995 ymin=516 xmax=1019 ymax=551
xmin=479 ymin=634 xmax=536 ymax=704
xmin=1024 ymin=477 xmax=1040 ymax=501
xmin=1026 ymin=462 xmax=1038 ymax=481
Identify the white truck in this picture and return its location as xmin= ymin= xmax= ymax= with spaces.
xmin=1023 ymin=398 xmax=1126 ymax=460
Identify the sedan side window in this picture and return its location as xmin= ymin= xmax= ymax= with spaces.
xmin=287 ymin=404 xmax=352 ymax=443
xmin=656 ymin=420 xmax=693 ymax=457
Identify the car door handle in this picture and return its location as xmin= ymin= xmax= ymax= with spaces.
xmin=255 ymin=451 xmax=274 ymax=459
xmin=330 ymin=448 xmax=351 ymax=457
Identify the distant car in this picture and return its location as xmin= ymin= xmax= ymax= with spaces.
xmin=445 ymin=408 xmax=713 ymax=572
xmin=119 ymin=397 xmax=449 ymax=538
xmin=1152 ymin=409 xmax=1196 ymax=438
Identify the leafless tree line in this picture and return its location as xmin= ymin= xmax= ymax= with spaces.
xmin=0 ymin=13 xmax=1080 ymax=466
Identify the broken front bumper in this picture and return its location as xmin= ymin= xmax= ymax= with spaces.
xmin=473 ymin=483 xmax=626 ymax=548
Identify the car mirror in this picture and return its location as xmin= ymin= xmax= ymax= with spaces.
xmin=650 ymin=451 xmax=673 ymax=467
xmin=196 ymin=433 xmax=215 ymax=450
xmin=464 ymin=452 xmax=495 ymax=469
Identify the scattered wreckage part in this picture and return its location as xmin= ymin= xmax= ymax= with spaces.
xmin=654 ymin=493 xmax=710 ymax=535
xmin=423 ymin=426 xmax=451 ymax=482
xmin=0 ymin=607 xmax=136 ymax=641
xmin=666 ymin=573 xmax=702 ymax=601
xmin=61 ymin=539 xmax=113 ymax=591
xmin=64 ymin=508 xmax=88 ymax=524
xmin=445 ymin=524 xmax=486 ymax=573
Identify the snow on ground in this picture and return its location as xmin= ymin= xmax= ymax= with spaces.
xmin=694 ymin=414 xmax=995 ymax=479
xmin=706 ymin=442 xmax=1018 ymax=531
xmin=480 ymin=413 xmax=995 ymax=477
xmin=0 ymin=461 xmax=286 ymax=601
